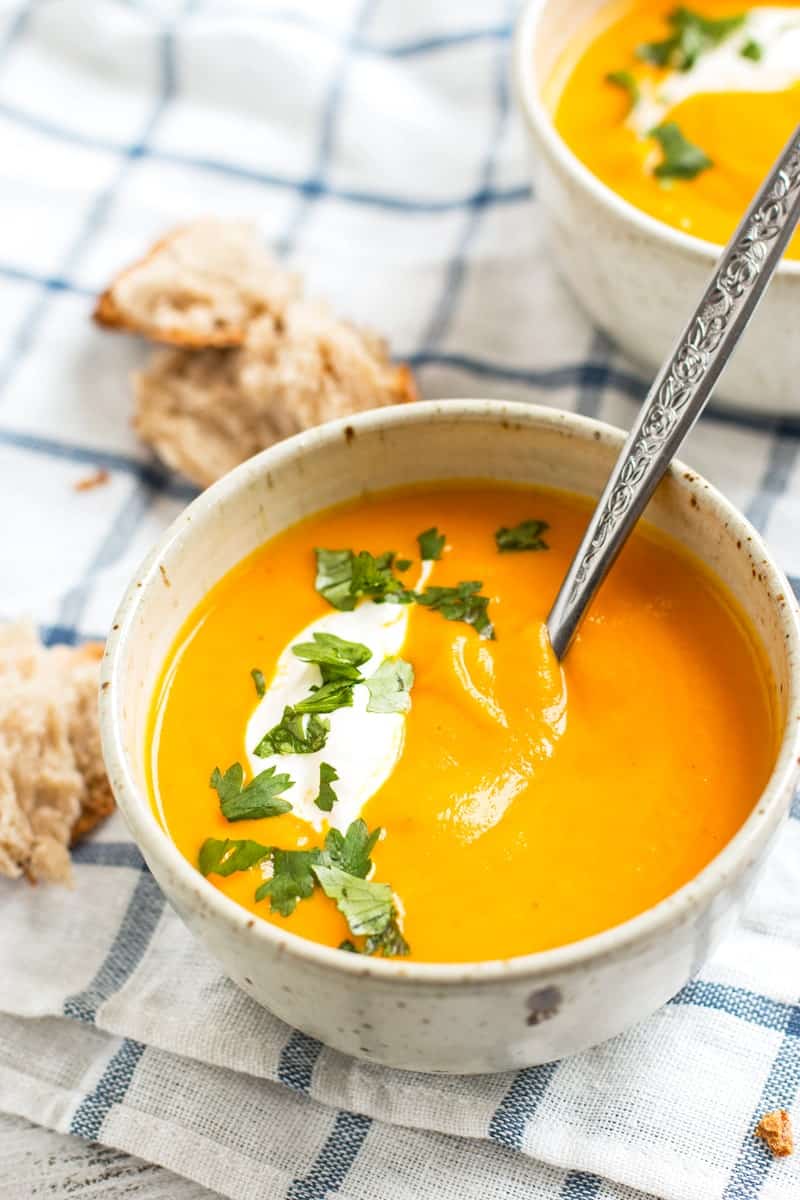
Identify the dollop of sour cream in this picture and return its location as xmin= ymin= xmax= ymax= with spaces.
xmin=246 ymin=563 xmax=431 ymax=833
xmin=630 ymin=7 xmax=800 ymax=136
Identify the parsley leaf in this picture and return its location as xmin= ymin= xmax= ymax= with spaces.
xmin=250 ymin=667 xmax=266 ymax=697
xmin=255 ymin=848 xmax=321 ymax=916
xmin=313 ymin=863 xmax=394 ymax=937
xmin=651 ymin=121 xmax=712 ymax=180
xmin=495 ymin=518 xmax=549 ymax=553
xmin=637 ymin=7 xmax=745 ymax=71
xmin=198 ymin=837 xmax=271 ymax=877
xmin=417 ymin=526 xmax=446 ymax=561
xmin=606 ymin=69 xmax=639 ymax=109
xmin=253 ymin=707 xmax=330 ymax=757
xmin=292 ymin=631 xmax=371 ymax=683
xmin=210 ymin=762 xmax=293 ymax=821
xmin=740 ymin=37 xmax=762 ymax=60
xmin=314 ymin=762 xmax=339 ymax=812
xmin=294 ymin=678 xmax=357 ymax=715
xmin=338 ymin=939 xmax=359 ymax=953
xmin=365 ymin=658 xmax=414 ymax=714
xmin=314 ymin=547 xmax=413 ymax=611
xmin=395 ymin=558 xmax=412 ymax=572
xmin=322 ymin=819 xmax=380 ymax=878
xmin=365 ymin=915 xmax=410 ymax=957
xmin=415 ymin=581 xmax=495 ymax=639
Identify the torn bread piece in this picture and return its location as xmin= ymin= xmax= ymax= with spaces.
xmin=755 ymin=1109 xmax=794 ymax=1157
xmin=0 ymin=624 xmax=114 ymax=885
xmin=94 ymin=221 xmax=301 ymax=348
xmin=134 ymin=301 xmax=417 ymax=488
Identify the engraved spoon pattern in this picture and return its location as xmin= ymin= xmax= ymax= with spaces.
xmin=547 ymin=122 xmax=800 ymax=661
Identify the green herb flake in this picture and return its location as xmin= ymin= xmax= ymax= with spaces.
xmin=395 ymin=558 xmax=412 ymax=572
xmin=495 ymin=518 xmax=549 ymax=553
xmin=198 ymin=837 xmax=271 ymax=877
xmin=255 ymin=848 xmax=321 ymax=916
xmin=637 ymin=7 xmax=745 ymax=71
xmin=415 ymin=581 xmax=495 ymax=639
xmin=605 ymin=69 xmax=640 ymax=109
xmin=338 ymin=939 xmax=359 ymax=953
xmin=294 ymin=678 xmax=357 ymax=715
xmin=253 ymin=707 xmax=330 ymax=757
xmin=210 ymin=762 xmax=293 ymax=821
xmin=650 ymin=121 xmax=713 ymax=180
xmin=322 ymin=819 xmax=381 ymax=879
xmin=314 ymin=762 xmax=340 ymax=813
xmin=314 ymin=547 xmax=413 ymax=611
xmin=417 ymin=526 xmax=446 ymax=561
xmin=292 ymin=631 xmax=371 ymax=684
xmin=250 ymin=668 xmax=266 ymax=698
xmin=740 ymin=37 xmax=763 ymax=60
xmin=313 ymin=862 xmax=394 ymax=937
xmin=365 ymin=914 xmax=410 ymax=958
xmin=365 ymin=658 xmax=414 ymax=714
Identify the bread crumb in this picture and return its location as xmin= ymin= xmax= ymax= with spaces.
xmin=134 ymin=300 xmax=416 ymax=489
xmin=0 ymin=624 xmax=114 ymax=884
xmin=74 ymin=468 xmax=110 ymax=492
xmin=755 ymin=1109 xmax=794 ymax=1157
xmin=94 ymin=220 xmax=300 ymax=348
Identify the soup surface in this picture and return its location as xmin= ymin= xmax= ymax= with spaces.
xmin=550 ymin=1 xmax=800 ymax=257
xmin=149 ymin=483 xmax=776 ymax=963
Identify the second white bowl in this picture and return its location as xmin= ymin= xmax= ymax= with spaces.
xmin=513 ymin=0 xmax=800 ymax=417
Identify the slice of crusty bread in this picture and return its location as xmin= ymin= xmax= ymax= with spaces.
xmin=134 ymin=301 xmax=417 ymax=488
xmin=94 ymin=221 xmax=301 ymax=348
xmin=0 ymin=624 xmax=114 ymax=885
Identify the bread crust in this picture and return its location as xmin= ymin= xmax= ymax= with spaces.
xmin=0 ymin=627 xmax=114 ymax=884
xmin=93 ymin=221 xmax=298 ymax=348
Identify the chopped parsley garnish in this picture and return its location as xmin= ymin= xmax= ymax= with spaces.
xmin=210 ymin=762 xmax=293 ymax=821
xmin=294 ymin=678 xmax=357 ymax=715
xmin=395 ymin=558 xmax=412 ymax=572
xmin=292 ymin=631 xmax=371 ymax=684
xmin=365 ymin=916 xmax=410 ymax=958
xmin=338 ymin=939 xmax=359 ymax=952
xmin=255 ymin=848 xmax=320 ymax=916
xmin=314 ymin=547 xmax=413 ymax=610
xmin=250 ymin=668 xmax=266 ymax=698
xmin=312 ymin=863 xmax=394 ymax=937
xmin=415 ymin=581 xmax=495 ymax=639
xmin=650 ymin=121 xmax=712 ymax=180
xmin=323 ymin=818 xmax=380 ymax=878
xmin=198 ymin=837 xmax=271 ymax=877
xmin=495 ymin=518 xmax=549 ymax=553
xmin=253 ymin=707 xmax=330 ymax=757
xmin=606 ymin=69 xmax=639 ymax=109
xmin=314 ymin=762 xmax=339 ymax=812
xmin=637 ymin=7 xmax=745 ymax=71
xmin=417 ymin=526 xmax=446 ymax=561
xmin=365 ymin=658 xmax=414 ymax=714
xmin=740 ymin=37 xmax=762 ymax=60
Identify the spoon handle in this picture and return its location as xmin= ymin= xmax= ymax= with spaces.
xmin=546 ymin=122 xmax=800 ymax=661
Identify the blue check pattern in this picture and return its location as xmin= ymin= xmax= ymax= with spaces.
xmin=1 ymin=2 xmax=800 ymax=1198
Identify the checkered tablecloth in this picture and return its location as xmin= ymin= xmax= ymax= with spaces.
xmin=2 ymin=2 xmax=800 ymax=1198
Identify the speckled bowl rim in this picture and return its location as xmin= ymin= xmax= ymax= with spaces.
xmin=101 ymin=399 xmax=800 ymax=987
xmin=512 ymin=0 xmax=800 ymax=280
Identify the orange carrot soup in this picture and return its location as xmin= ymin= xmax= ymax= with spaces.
xmin=148 ymin=483 xmax=777 ymax=963
xmin=549 ymin=1 xmax=800 ymax=257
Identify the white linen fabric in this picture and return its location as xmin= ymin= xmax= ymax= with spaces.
xmin=1 ymin=1 xmax=799 ymax=1197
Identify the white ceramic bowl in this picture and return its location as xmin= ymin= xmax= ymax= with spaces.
xmin=513 ymin=0 xmax=800 ymax=417
xmin=100 ymin=400 xmax=800 ymax=1073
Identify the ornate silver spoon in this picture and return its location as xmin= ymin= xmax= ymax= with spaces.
xmin=547 ymin=122 xmax=800 ymax=660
